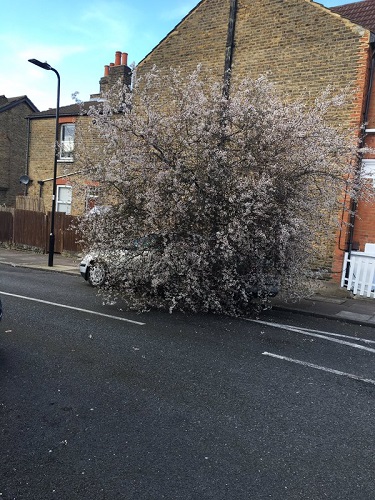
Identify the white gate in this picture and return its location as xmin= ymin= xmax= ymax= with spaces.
xmin=341 ymin=250 xmax=375 ymax=298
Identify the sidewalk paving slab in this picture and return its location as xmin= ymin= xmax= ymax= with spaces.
xmin=0 ymin=247 xmax=80 ymax=275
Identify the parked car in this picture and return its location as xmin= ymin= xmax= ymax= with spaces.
xmin=79 ymin=236 xmax=280 ymax=297
xmin=79 ymin=235 xmax=160 ymax=287
xmin=80 ymin=253 xmax=108 ymax=286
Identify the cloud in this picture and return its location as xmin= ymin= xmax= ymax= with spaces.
xmin=20 ymin=44 xmax=86 ymax=66
xmin=0 ymin=0 xmax=199 ymax=109
xmin=78 ymin=0 xmax=135 ymax=46
xmin=0 ymin=32 xmax=85 ymax=66
xmin=0 ymin=32 xmax=87 ymax=109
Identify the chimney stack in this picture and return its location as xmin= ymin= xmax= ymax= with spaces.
xmin=121 ymin=52 xmax=128 ymax=66
xmin=115 ymin=51 xmax=121 ymax=66
xmin=99 ymin=51 xmax=132 ymax=95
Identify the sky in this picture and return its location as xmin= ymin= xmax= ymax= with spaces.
xmin=0 ymin=0 xmax=363 ymax=111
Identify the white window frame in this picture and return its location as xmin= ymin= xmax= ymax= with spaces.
xmin=85 ymin=185 xmax=101 ymax=211
xmin=59 ymin=123 xmax=75 ymax=161
xmin=56 ymin=185 xmax=72 ymax=214
xmin=362 ymin=159 xmax=375 ymax=188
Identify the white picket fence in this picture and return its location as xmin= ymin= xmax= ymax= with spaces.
xmin=341 ymin=251 xmax=375 ymax=298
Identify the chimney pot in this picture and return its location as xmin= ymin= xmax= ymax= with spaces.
xmin=115 ymin=51 xmax=121 ymax=65
xmin=104 ymin=65 xmax=109 ymax=76
xmin=121 ymin=52 xmax=128 ymax=66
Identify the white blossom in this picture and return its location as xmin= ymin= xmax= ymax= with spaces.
xmin=74 ymin=67 xmax=365 ymax=316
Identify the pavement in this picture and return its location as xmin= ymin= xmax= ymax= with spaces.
xmin=0 ymin=246 xmax=374 ymax=327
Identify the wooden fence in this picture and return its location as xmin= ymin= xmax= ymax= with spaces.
xmin=0 ymin=207 xmax=82 ymax=254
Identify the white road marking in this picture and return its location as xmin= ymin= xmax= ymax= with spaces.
xmin=0 ymin=291 xmax=145 ymax=325
xmin=248 ymin=319 xmax=375 ymax=354
xmin=263 ymin=352 xmax=375 ymax=386
xmin=286 ymin=326 xmax=375 ymax=345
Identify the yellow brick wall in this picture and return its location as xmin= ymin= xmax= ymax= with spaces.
xmin=28 ymin=115 xmax=95 ymax=215
xmin=28 ymin=117 xmax=55 ymax=213
xmin=139 ymin=0 xmax=230 ymax=81
xmin=0 ymin=102 xmax=33 ymax=206
xmin=138 ymin=0 xmax=371 ymax=130
xmin=234 ymin=0 xmax=370 ymax=128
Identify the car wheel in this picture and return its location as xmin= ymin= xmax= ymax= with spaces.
xmin=87 ymin=262 xmax=106 ymax=286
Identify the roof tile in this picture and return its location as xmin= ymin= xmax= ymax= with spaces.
xmin=331 ymin=0 xmax=375 ymax=33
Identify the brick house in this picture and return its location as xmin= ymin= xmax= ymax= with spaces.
xmin=25 ymin=1 xmax=375 ymax=288
xmin=0 ymin=95 xmax=38 ymax=207
xmin=136 ymin=0 xmax=375 ymax=287
xmin=330 ymin=1 xmax=375 ymax=283
xmin=26 ymin=51 xmax=131 ymax=215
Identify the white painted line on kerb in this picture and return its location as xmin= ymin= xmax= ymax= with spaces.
xmin=263 ymin=352 xmax=375 ymax=386
xmin=0 ymin=291 xmax=145 ymax=326
xmin=248 ymin=319 xmax=375 ymax=354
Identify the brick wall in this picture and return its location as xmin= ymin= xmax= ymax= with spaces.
xmin=28 ymin=50 xmax=131 ymax=216
xmin=0 ymin=101 xmax=33 ymax=206
xmin=354 ymin=193 xmax=375 ymax=249
xmin=28 ymin=115 xmax=95 ymax=215
xmin=139 ymin=0 xmax=370 ymax=129
xmin=139 ymin=0 xmax=229 ymax=81
xmin=100 ymin=65 xmax=132 ymax=95
xmin=28 ymin=116 xmax=57 ymax=215
xmin=236 ymin=0 xmax=370 ymax=127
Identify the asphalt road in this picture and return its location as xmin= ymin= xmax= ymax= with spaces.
xmin=1 ymin=264 xmax=375 ymax=499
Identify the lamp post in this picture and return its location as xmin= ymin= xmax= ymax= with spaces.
xmin=28 ymin=58 xmax=60 ymax=267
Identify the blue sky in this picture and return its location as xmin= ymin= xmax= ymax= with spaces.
xmin=1 ymin=0 xmax=362 ymax=111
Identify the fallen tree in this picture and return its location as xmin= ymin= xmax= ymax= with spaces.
xmin=75 ymin=67 xmax=362 ymax=315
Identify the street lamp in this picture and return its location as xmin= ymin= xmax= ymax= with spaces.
xmin=28 ymin=58 xmax=60 ymax=267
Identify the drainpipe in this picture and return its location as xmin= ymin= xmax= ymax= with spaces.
xmin=223 ymin=0 xmax=238 ymax=98
xmin=25 ymin=117 xmax=31 ymax=195
xmin=347 ymin=37 xmax=375 ymax=257
xmin=38 ymin=180 xmax=44 ymax=198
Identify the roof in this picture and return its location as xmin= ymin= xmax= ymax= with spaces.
xmin=331 ymin=0 xmax=375 ymax=33
xmin=28 ymin=100 xmax=101 ymax=119
xmin=0 ymin=95 xmax=39 ymax=114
